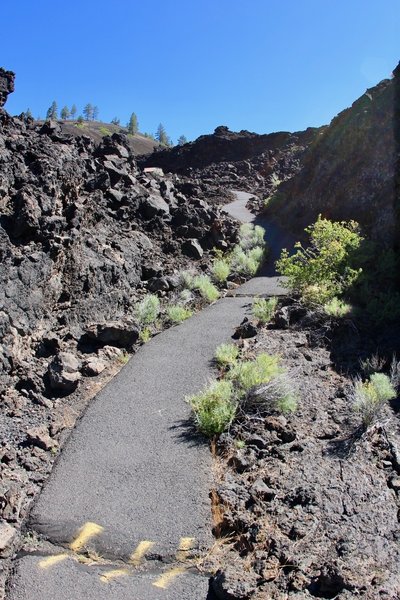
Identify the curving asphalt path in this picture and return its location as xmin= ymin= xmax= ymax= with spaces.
xmin=7 ymin=191 xmax=290 ymax=600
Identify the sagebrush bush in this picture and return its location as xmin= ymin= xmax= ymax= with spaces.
xmin=239 ymin=223 xmax=265 ymax=251
xmin=166 ymin=304 xmax=193 ymax=324
xmin=187 ymin=380 xmax=237 ymax=437
xmin=228 ymin=353 xmax=282 ymax=394
xmin=180 ymin=270 xmax=196 ymax=290
xmin=192 ymin=274 xmax=220 ymax=302
xmin=212 ymin=259 xmax=231 ymax=283
xmin=215 ymin=343 xmax=239 ymax=368
xmin=230 ymin=247 xmax=259 ymax=277
xmin=135 ymin=294 xmax=160 ymax=326
xmin=252 ymin=297 xmax=278 ymax=324
xmin=352 ymin=372 xmax=396 ymax=427
xmin=243 ymin=374 xmax=298 ymax=414
xmin=139 ymin=327 xmax=152 ymax=343
xmin=323 ymin=297 xmax=352 ymax=318
xmin=276 ymin=216 xmax=363 ymax=305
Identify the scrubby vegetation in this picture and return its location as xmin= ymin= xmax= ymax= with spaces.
xmin=135 ymin=294 xmax=160 ymax=326
xmin=166 ymin=304 xmax=193 ymax=324
xmin=323 ymin=297 xmax=352 ymax=317
xmin=214 ymin=343 xmax=239 ymax=368
xmin=187 ymin=380 xmax=237 ymax=436
xmin=227 ymin=353 xmax=282 ymax=394
xmin=252 ymin=297 xmax=278 ymax=324
xmin=188 ymin=346 xmax=298 ymax=437
xmin=351 ymin=372 xmax=397 ymax=427
xmin=276 ymin=215 xmax=363 ymax=305
xmin=212 ymin=258 xmax=231 ymax=283
xmin=192 ymin=274 xmax=220 ymax=302
xmin=243 ymin=373 xmax=298 ymax=414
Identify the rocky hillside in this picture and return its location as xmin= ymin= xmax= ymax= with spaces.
xmin=141 ymin=64 xmax=399 ymax=248
xmin=265 ymin=67 xmax=399 ymax=244
xmin=139 ymin=125 xmax=322 ymax=202
xmin=54 ymin=120 xmax=159 ymax=156
xmin=0 ymin=68 xmax=240 ymax=550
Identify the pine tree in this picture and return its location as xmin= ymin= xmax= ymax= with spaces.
xmin=111 ymin=117 xmax=120 ymax=126
xmin=83 ymin=103 xmax=93 ymax=121
xmin=155 ymin=123 xmax=169 ymax=146
xmin=127 ymin=112 xmax=138 ymax=134
xmin=92 ymin=105 xmax=99 ymax=121
xmin=60 ymin=106 xmax=70 ymax=120
xmin=25 ymin=108 xmax=33 ymax=119
xmin=77 ymin=115 xmax=84 ymax=124
xmin=177 ymin=135 xmax=188 ymax=146
xmin=46 ymin=101 xmax=58 ymax=120
xmin=70 ymin=104 xmax=77 ymax=119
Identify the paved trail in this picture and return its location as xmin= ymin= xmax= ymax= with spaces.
xmin=7 ymin=192 xmax=289 ymax=600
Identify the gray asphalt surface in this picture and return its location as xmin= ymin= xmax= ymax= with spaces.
xmin=29 ymin=297 xmax=254 ymax=560
xmin=7 ymin=190 xmax=292 ymax=600
xmin=8 ymin=555 xmax=211 ymax=600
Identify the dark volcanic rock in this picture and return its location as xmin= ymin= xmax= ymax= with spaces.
xmin=139 ymin=125 xmax=318 ymax=174
xmin=267 ymin=64 xmax=400 ymax=243
xmin=0 ymin=68 xmax=15 ymax=107
xmin=47 ymin=352 xmax=81 ymax=393
xmin=84 ymin=322 xmax=139 ymax=348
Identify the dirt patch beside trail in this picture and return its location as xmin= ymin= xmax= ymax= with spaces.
xmin=209 ymin=311 xmax=400 ymax=599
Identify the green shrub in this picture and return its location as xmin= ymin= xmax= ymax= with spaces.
xmin=228 ymin=353 xmax=282 ymax=394
xmin=352 ymin=372 xmax=397 ymax=427
xmin=323 ymin=297 xmax=352 ymax=318
xmin=252 ymin=297 xmax=278 ymax=324
xmin=166 ymin=305 xmax=193 ymax=324
xmin=215 ymin=343 xmax=239 ymax=368
xmin=139 ymin=327 xmax=152 ymax=343
xmin=276 ymin=216 xmax=363 ymax=305
xmin=192 ymin=275 xmax=220 ymax=302
xmin=212 ymin=259 xmax=231 ymax=283
xmin=187 ymin=380 xmax=237 ymax=437
xmin=135 ymin=294 xmax=160 ymax=326
xmin=230 ymin=247 xmax=259 ymax=277
xmin=239 ymin=223 xmax=265 ymax=251
xmin=99 ymin=126 xmax=112 ymax=136
xmin=243 ymin=374 xmax=298 ymax=414
xmin=179 ymin=288 xmax=193 ymax=303
xmin=181 ymin=270 xmax=196 ymax=290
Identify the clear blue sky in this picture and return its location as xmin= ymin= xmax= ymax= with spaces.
xmin=1 ymin=0 xmax=399 ymax=143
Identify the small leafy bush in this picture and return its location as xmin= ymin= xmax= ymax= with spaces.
xmin=166 ymin=305 xmax=193 ymax=324
xmin=187 ymin=380 xmax=237 ymax=437
xmin=323 ymin=297 xmax=352 ymax=318
xmin=135 ymin=294 xmax=160 ymax=326
xmin=215 ymin=343 xmax=239 ymax=368
xmin=228 ymin=353 xmax=282 ymax=394
xmin=239 ymin=223 xmax=265 ymax=251
xmin=192 ymin=275 xmax=220 ymax=303
xmin=212 ymin=259 xmax=231 ymax=283
xmin=276 ymin=216 xmax=363 ymax=305
xmin=244 ymin=374 xmax=298 ymax=414
xmin=352 ymin=372 xmax=396 ymax=427
xmin=252 ymin=297 xmax=278 ymax=324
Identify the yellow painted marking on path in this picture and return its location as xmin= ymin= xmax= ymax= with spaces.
xmin=39 ymin=554 xmax=69 ymax=569
xmin=152 ymin=566 xmax=187 ymax=589
xmin=70 ymin=522 xmax=104 ymax=552
xmin=100 ymin=568 xmax=129 ymax=583
xmin=130 ymin=540 xmax=155 ymax=566
xmin=176 ymin=537 xmax=196 ymax=561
